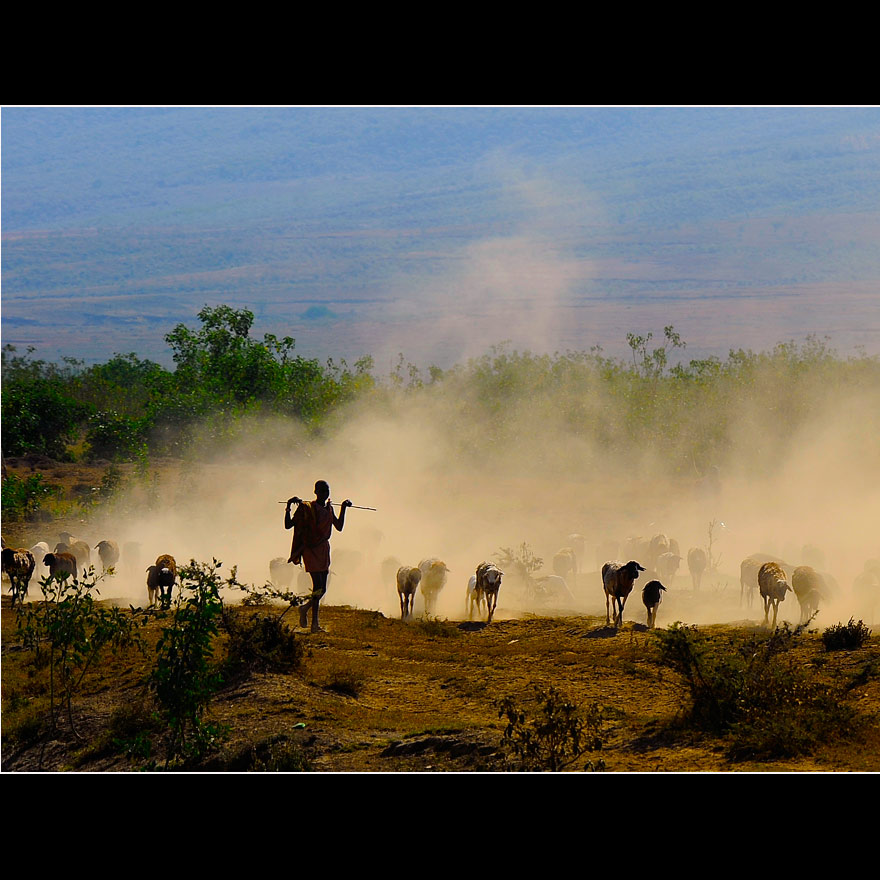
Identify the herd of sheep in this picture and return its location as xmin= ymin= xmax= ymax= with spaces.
xmin=3 ymin=526 xmax=880 ymax=634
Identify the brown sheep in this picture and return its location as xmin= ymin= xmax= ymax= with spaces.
xmin=687 ymin=547 xmax=708 ymax=592
xmin=792 ymin=565 xmax=831 ymax=625
xmin=418 ymin=558 xmax=450 ymax=617
xmin=94 ymin=540 xmax=120 ymax=573
xmin=758 ymin=561 xmax=792 ymax=627
xmin=602 ymin=560 xmax=646 ymax=627
xmin=42 ymin=551 xmax=78 ymax=582
xmin=740 ymin=553 xmax=791 ymax=609
xmin=396 ymin=566 xmax=422 ymax=620
xmin=641 ymin=579 xmax=667 ymax=629
xmin=55 ymin=540 xmax=91 ymax=576
xmin=1 ymin=547 xmax=36 ymax=605
xmin=146 ymin=554 xmax=177 ymax=609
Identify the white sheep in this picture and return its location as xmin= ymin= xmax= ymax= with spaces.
xmin=602 ymin=560 xmax=646 ymax=627
xmin=396 ymin=566 xmax=422 ymax=620
xmin=687 ymin=547 xmax=708 ymax=592
xmin=466 ymin=574 xmax=482 ymax=620
xmin=641 ymin=579 xmax=667 ymax=629
xmin=418 ymin=557 xmax=450 ymax=616
xmin=30 ymin=541 xmax=50 ymax=578
xmin=474 ymin=562 xmax=504 ymax=623
xmin=758 ymin=561 xmax=792 ymax=627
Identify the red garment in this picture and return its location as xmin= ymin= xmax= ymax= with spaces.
xmin=301 ymin=501 xmax=334 ymax=573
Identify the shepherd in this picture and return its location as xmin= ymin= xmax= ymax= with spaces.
xmin=285 ymin=480 xmax=352 ymax=633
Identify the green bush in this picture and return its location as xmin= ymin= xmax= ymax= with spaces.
xmin=1 ymin=472 xmax=62 ymax=521
xmin=221 ymin=607 xmax=304 ymax=682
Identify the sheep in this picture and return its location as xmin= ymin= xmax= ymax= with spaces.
xmin=474 ymin=562 xmax=504 ymax=623
xmin=269 ymin=556 xmax=297 ymax=590
xmin=656 ymin=551 xmax=682 ymax=585
xmin=642 ymin=579 xmax=667 ymax=629
xmin=396 ymin=566 xmax=422 ymax=620
xmin=146 ymin=554 xmax=177 ymax=609
xmin=602 ymin=560 xmax=646 ymax=627
xmin=740 ymin=553 xmax=791 ymax=608
xmin=791 ymin=566 xmax=828 ymax=625
xmin=646 ymin=534 xmax=671 ymax=572
xmin=466 ymin=574 xmax=482 ymax=620
xmin=55 ymin=540 xmax=91 ymax=576
xmin=687 ymin=547 xmax=708 ymax=592
xmin=758 ymin=561 xmax=792 ymax=628
xmin=94 ymin=540 xmax=120 ymax=573
xmin=418 ymin=557 xmax=450 ymax=616
xmin=1 ymin=548 xmax=36 ymax=606
xmin=30 ymin=541 xmax=51 ymax=578
xmin=42 ymin=551 xmax=78 ymax=582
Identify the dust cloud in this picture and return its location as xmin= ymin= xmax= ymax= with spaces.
xmin=65 ymin=354 xmax=880 ymax=633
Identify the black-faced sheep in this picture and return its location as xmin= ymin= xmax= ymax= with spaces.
xmin=602 ymin=560 xmax=646 ymax=627
xmin=396 ymin=566 xmax=421 ymax=620
xmin=687 ymin=547 xmax=707 ymax=592
xmin=758 ymin=561 xmax=792 ymax=628
xmin=474 ymin=561 xmax=503 ymax=623
xmin=42 ymin=551 xmax=78 ymax=582
xmin=147 ymin=554 xmax=177 ymax=609
xmin=642 ymin=579 xmax=667 ymax=629
xmin=94 ymin=540 xmax=120 ymax=573
xmin=1 ymin=547 xmax=36 ymax=605
xmin=418 ymin=557 xmax=450 ymax=616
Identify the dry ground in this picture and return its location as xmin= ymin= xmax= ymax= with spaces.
xmin=3 ymin=456 xmax=880 ymax=773
xmin=3 ymin=593 xmax=880 ymax=773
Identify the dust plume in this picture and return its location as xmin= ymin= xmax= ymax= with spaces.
xmin=71 ymin=345 xmax=880 ymax=635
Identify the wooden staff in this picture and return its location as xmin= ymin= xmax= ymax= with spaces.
xmin=277 ymin=500 xmax=377 ymax=511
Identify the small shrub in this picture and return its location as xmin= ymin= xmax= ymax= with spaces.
xmin=221 ymin=607 xmax=304 ymax=681
xmin=496 ymin=684 xmax=607 ymax=772
xmin=653 ymin=621 xmax=860 ymax=761
xmin=248 ymin=736 xmax=313 ymax=772
xmin=822 ymin=619 xmax=872 ymax=651
xmin=324 ymin=665 xmax=366 ymax=698
xmin=416 ymin=616 xmax=460 ymax=638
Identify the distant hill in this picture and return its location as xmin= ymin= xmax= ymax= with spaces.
xmin=3 ymin=106 xmax=880 ymax=366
